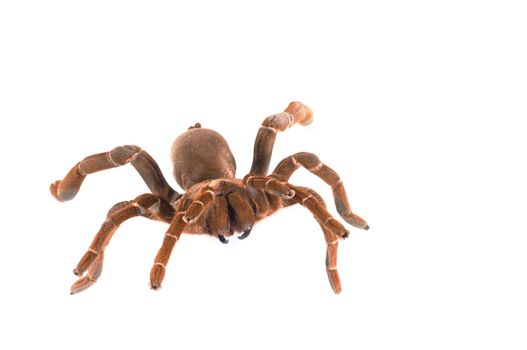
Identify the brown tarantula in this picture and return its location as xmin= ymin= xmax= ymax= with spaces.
xmin=50 ymin=102 xmax=369 ymax=294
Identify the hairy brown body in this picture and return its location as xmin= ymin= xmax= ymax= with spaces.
xmin=51 ymin=101 xmax=368 ymax=294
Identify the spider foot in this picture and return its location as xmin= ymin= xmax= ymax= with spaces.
xmin=325 ymin=218 xmax=350 ymax=239
xmin=343 ymin=213 xmax=369 ymax=230
xmin=50 ymin=179 xmax=80 ymax=202
xmin=284 ymin=101 xmax=314 ymax=126
xmin=327 ymin=269 xmax=342 ymax=294
xmin=149 ymin=263 xmax=165 ymax=290
xmin=50 ymin=163 xmax=86 ymax=202
xmin=70 ymin=251 xmax=104 ymax=295
xmin=49 ymin=180 xmax=61 ymax=200
xmin=325 ymin=243 xmax=342 ymax=294
xmin=71 ymin=276 xmax=97 ymax=295
xmin=218 ymin=235 xmax=229 ymax=244
xmin=238 ymin=227 xmax=252 ymax=240
xmin=73 ymin=250 xmax=99 ymax=276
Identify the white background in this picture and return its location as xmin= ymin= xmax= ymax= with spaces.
xmin=1 ymin=1 xmax=526 ymax=349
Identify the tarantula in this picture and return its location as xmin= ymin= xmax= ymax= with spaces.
xmin=50 ymin=102 xmax=369 ymax=294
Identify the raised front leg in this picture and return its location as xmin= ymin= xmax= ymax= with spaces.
xmin=50 ymin=145 xmax=179 ymax=203
xmin=248 ymin=102 xmax=313 ymax=176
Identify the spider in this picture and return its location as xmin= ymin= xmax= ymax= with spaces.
xmin=50 ymin=101 xmax=369 ymax=294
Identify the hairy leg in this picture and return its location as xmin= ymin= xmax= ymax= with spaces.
xmin=245 ymin=175 xmax=296 ymax=199
xmin=50 ymin=145 xmax=179 ymax=203
xmin=282 ymin=186 xmax=344 ymax=293
xmin=320 ymin=221 xmax=343 ymax=294
xmin=150 ymin=186 xmax=216 ymax=289
xmin=246 ymin=181 xmax=346 ymax=293
xmin=299 ymin=187 xmax=344 ymax=294
xmin=70 ymin=193 xmax=174 ymax=294
xmin=272 ymin=152 xmax=368 ymax=230
xmin=289 ymin=185 xmax=351 ymax=239
xmin=245 ymin=176 xmax=348 ymax=239
xmin=248 ymin=102 xmax=313 ymax=176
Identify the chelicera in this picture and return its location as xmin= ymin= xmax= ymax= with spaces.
xmin=50 ymin=102 xmax=369 ymax=294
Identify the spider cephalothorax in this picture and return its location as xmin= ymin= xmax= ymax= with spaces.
xmin=51 ymin=102 xmax=369 ymax=294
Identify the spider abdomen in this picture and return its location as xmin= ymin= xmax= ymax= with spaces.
xmin=171 ymin=127 xmax=236 ymax=190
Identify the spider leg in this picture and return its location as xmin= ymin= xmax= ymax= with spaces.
xmin=248 ymin=102 xmax=313 ymax=176
xmin=289 ymin=186 xmax=351 ymax=239
xmin=245 ymin=176 xmax=296 ymax=199
xmin=70 ymin=252 xmax=105 ymax=294
xmin=247 ymin=180 xmax=346 ymax=293
xmin=50 ymin=145 xmax=179 ymax=203
xmin=272 ymin=152 xmax=369 ymax=230
xmin=245 ymin=176 xmax=336 ymax=231
xmin=150 ymin=187 xmax=216 ymax=290
xmin=320 ymin=222 xmax=343 ymax=294
xmin=246 ymin=177 xmax=348 ymax=238
xmin=70 ymin=193 xmax=174 ymax=295
xmin=299 ymin=187 xmax=344 ymax=294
